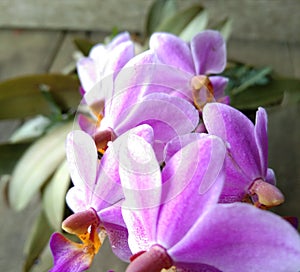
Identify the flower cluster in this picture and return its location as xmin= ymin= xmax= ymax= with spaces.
xmin=49 ymin=31 xmax=300 ymax=272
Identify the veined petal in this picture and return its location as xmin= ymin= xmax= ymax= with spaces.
xmin=99 ymin=205 xmax=132 ymax=262
xmin=119 ymin=132 xmax=162 ymax=253
xmin=163 ymin=133 xmax=208 ymax=162
xmin=156 ymin=136 xmax=226 ymax=249
xmin=49 ymin=233 xmax=93 ymax=272
xmin=66 ymin=187 xmax=88 ymax=213
xmin=106 ymin=31 xmax=131 ymax=50
xmin=191 ymin=30 xmax=226 ymax=75
xmin=255 ymin=107 xmax=269 ymax=176
xmin=104 ymin=41 xmax=135 ymax=77
xmin=76 ymin=58 xmax=98 ymax=93
xmin=209 ymin=76 xmax=228 ymax=100
xmin=114 ymin=93 xmax=199 ymax=140
xmin=66 ymin=130 xmax=98 ymax=190
xmin=169 ymin=203 xmax=300 ymax=272
xmin=150 ymin=32 xmax=195 ymax=74
xmin=203 ymin=103 xmax=262 ymax=180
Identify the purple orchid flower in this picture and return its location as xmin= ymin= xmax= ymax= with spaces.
xmin=117 ymin=130 xmax=300 ymax=271
xmin=202 ymin=102 xmax=284 ymax=207
xmin=148 ymin=30 xmax=229 ymax=110
xmin=77 ymin=31 xmax=135 ymax=95
xmin=79 ymin=76 xmax=199 ymax=162
xmin=49 ymin=125 xmax=155 ymax=272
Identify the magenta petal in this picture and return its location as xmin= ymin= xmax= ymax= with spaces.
xmin=169 ymin=203 xmax=300 ymax=271
xmin=266 ymin=168 xmax=276 ymax=185
xmin=49 ymin=233 xmax=92 ymax=272
xmin=191 ymin=30 xmax=226 ymax=74
xmin=203 ymin=103 xmax=262 ymax=180
xmin=163 ymin=133 xmax=208 ymax=162
xmin=209 ymin=76 xmax=228 ymax=99
xmin=156 ymin=136 xmax=226 ymax=249
xmin=255 ymin=107 xmax=268 ymax=176
xmin=218 ymin=155 xmax=250 ymax=203
xmin=150 ymin=32 xmax=195 ymax=74
xmin=114 ymin=93 xmax=199 ymax=139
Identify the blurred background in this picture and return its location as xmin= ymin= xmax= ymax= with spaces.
xmin=0 ymin=0 xmax=299 ymax=271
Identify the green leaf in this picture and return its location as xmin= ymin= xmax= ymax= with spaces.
xmin=10 ymin=115 xmax=51 ymax=143
xmin=0 ymin=74 xmax=81 ymax=120
xmin=179 ymin=9 xmax=208 ymax=42
xmin=23 ymin=209 xmax=54 ymax=272
xmin=73 ymin=37 xmax=96 ymax=56
xmin=155 ymin=5 xmax=204 ymax=36
xmin=231 ymin=67 xmax=272 ymax=95
xmin=281 ymin=89 xmax=300 ymax=106
xmin=43 ymin=160 xmax=70 ymax=230
xmin=8 ymin=122 xmax=73 ymax=211
xmin=231 ymin=78 xmax=300 ymax=109
xmin=145 ymin=0 xmax=177 ymax=37
xmin=0 ymin=142 xmax=30 ymax=176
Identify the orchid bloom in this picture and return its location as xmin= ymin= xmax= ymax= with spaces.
xmin=202 ymin=102 xmax=284 ymax=207
xmin=77 ymin=31 xmax=135 ymax=95
xmin=117 ymin=130 xmax=300 ymax=271
xmin=149 ymin=30 xmax=229 ymax=110
xmin=49 ymin=125 xmax=155 ymax=271
xmin=79 ymin=76 xmax=199 ymax=162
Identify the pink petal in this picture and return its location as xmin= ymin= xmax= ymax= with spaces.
xmin=119 ymin=133 xmax=162 ymax=253
xmin=66 ymin=131 xmax=98 ymax=190
xmin=255 ymin=107 xmax=268 ymax=176
xmin=150 ymin=32 xmax=195 ymax=74
xmin=169 ymin=203 xmax=300 ymax=271
xmin=99 ymin=205 xmax=132 ymax=262
xmin=203 ymin=103 xmax=262 ymax=180
xmin=209 ymin=76 xmax=228 ymax=99
xmin=77 ymin=58 xmax=98 ymax=93
xmin=156 ymin=136 xmax=226 ymax=249
xmin=191 ymin=30 xmax=226 ymax=75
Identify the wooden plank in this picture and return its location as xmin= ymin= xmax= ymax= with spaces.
xmin=0 ymin=0 xmax=299 ymax=43
xmin=227 ymin=38 xmax=300 ymax=79
xmin=0 ymin=29 xmax=63 ymax=80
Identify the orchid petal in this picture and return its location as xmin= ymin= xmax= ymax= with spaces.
xmin=150 ymin=32 xmax=194 ymax=74
xmin=163 ymin=133 xmax=208 ymax=162
xmin=66 ymin=130 xmax=98 ymax=190
xmin=218 ymin=155 xmax=250 ymax=203
xmin=77 ymin=58 xmax=97 ymax=93
xmin=104 ymin=41 xmax=135 ymax=77
xmin=156 ymin=136 xmax=226 ymax=249
xmin=66 ymin=187 xmax=88 ymax=213
xmin=107 ymin=32 xmax=131 ymax=50
xmin=120 ymin=133 xmax=161 ymax=253
xmin=191 ymin=30 xmax=226 ymax=75
xmin=266 ymin=168 xmax=276 ymax=185
xmin=99 ymin=205 xmax=132 ymax=262
xmin=114 ymin=93 xmax=199 ymax=140
xmin=209 ymin=76 xmax=228 ymax=99
xmin=203 ymin=103 xmax=262 ymax=180
xmin=169 ymin=203 xmax=300 ymax=272
xmin=49 ymin=233 xmax=93 ymax=272
xmin=255 ymin=107 xmax=268 ymax=176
